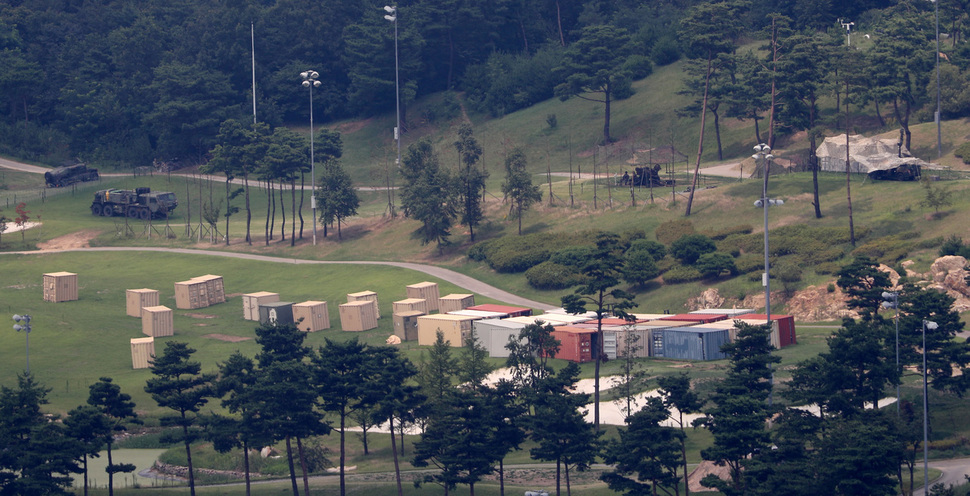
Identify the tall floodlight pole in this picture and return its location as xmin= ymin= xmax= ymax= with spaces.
xmin=302 ymin=71 xmax=321 ymax=246
xmin=753 ymin=143 xmax=781 ymax=406
xmin=839 ymin=19 xmax=855 ymax=46
xmin=12 ymin=314 xmax=31 ymax=374
xmin=882 ymin=291 xmax=901 ymax=414
xmin=385 ymin=5 xmax=400 ymax=215
xmin=922 ymin=319 xmax=938 ymax=495
xmin=934 ymin=0 xmax=942 ymax=158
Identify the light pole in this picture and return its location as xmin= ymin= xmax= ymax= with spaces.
xmin=12 ymin=314 xmax=31 ymax=374
xmin=752 ymin=143 xmax=781 ymax=405
xmin=384 ymin=5 xmax=400 ymax=215
xmin=839 ymin=18 xmax=855 ymax=46
xmin=922 ymin=319 xmax=938 ymax=495
xmin=301 ymin=70 xmax=321 ymax=246
xmin=882 ymin=291 xmax=900 ymax=414
xmin=933 ymin=0 xmax=942 ymax=159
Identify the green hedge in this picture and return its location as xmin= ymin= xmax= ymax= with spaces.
xmin=525 ymin=261 xmax=584 ymax=290
xmin=662 ymin=264 xmax=703 ymax=283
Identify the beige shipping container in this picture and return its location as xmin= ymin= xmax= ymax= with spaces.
xmin=43 ymin=272 xmax=78 ymax=302
xmin=142 ymin=305 xmax=174 ymax=337
xmin=194 ymin=275 xmax=226 ymax=304
xmin=339 ymin=301 xmax=378 ymax=332
xmin=392 ymin=298 xmax=428 ymax=315
xmin=130 ymin=337 xmax=155 ymax=369
xmin=126 ymin=289 xmax=160 ymax=317
xmin=174 ymin=275 xmax=225 ymax=309
xmin=348 ymin=290 xmax=380 ymax=319
xmin=438 ymin=294 xmax=475 ymax=313
xmin=293 ymin=300 xmax=330 ymax=332
xmin=417 ymin=314 xmax=477 ymax=347
xmin=406 ymin=282 xmax=440 ymax=311
xmin=393 ymin=311 xmax=424 ymax=341
xmin=242 ymin=292 xmax=280 ymax=321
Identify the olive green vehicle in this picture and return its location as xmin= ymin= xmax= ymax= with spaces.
xmin=90 ymin=187 xmax=178 ymax=220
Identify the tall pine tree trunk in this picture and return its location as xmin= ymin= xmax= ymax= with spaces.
xmin=685 ymin=53 xmax=713 ymax=216
xmin=182 ymin=420 xmax=197 ymax=496
xmin=846 ymin=80 xmax=855 ymax=246
xmin=244 ymin=173 xmax=252 ymax=244
xmin=389 ymin=416 xmax=404 ymax=496
xmin=298 ymin=171 xmax=305 ymax=240
xmin=290 ymin=179 xmax=297 ymax=246
xmin=285 ymin=436 xmax=299 ymax=496
xmin=297 ymin=436 xmax=310 ymax=496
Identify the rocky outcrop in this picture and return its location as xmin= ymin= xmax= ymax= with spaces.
xmin=784 ymin=284 xmax=859 ymax=322
xmin=928 ymin=255 xmax=970 ymax=312
xmin=684 ymin=256 xmax=969 ymax=321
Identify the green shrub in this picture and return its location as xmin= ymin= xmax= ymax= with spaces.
xmin=663 ymin=264 xmax=703 ymax=284
xmin=624 ymin=249 xmax=661 ymax=286
xmin=670 ymin=234 xmax=717 ymax=264
xmin=627 ymin=239 xmax=667 ymax=261
xmin=774 ymin=262 xmax=803 ymax=296
xmin=655 ymin=219 xmax=695 ymax=245
xmin=816 ymin=262 xmax=842 ymax=275
xmin=716 ymin=233 xmax=763 ymax=255
xmin=619 ymin=228 xmax=647 ymax=248
xmin=852 ymin=236 xmax=914 ymax=264
xmin=827 ymin=283 xmax=836 ymax=293
xmin=918 ymin=236 xmax=944 ymax=250
xmin=526 ymin=261 xmax=582 ymax=290
xmin=735 ymin=253 xmax=764 ymax=274
xmin=696 ymin=252 xmax=738 ymax=279
xmin=939 ymin=235 xmax=970 ymax=258
xmin=954 ymin=142 xmax=970 ymax=164
xmin=623 ymin=54 xmax=654 ymax=79
xmin=550 ymin=246 xmax=594 ymax=267
xmin=655 ymin=257 xmax=678 ymax=274
xmin=650 ymin=36 xmax=681 ymax=66
xmin=488 ymin=245 xmax=553 ymax=273
xmin=707 ymin=224 xmax=754 ymax=240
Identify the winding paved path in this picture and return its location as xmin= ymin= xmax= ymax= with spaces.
xmin=0 ymin=246 xmax=556 ymax=310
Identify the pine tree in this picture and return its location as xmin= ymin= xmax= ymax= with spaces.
xmin=145 ymin=342 xmax=215 ymax=496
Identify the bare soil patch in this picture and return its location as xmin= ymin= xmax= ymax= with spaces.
xmin=185 ymin=313 xmax=217 ymax=319
xmin=37 ymin=229 xmax=101 ymax=250
xmin=204 ymin=334 xmax=251 ymax=343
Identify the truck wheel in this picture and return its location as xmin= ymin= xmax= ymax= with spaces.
xmin=127 ymin=207 xmax=138 ymax=218
xmin=91 ymin=204 xmax=102 ymax=216
xmin=102 ymin=206 xmax=113 ymax=217
xmin=139 ymin=208 xmax=151 ymax=221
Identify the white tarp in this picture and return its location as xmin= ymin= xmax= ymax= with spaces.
xmin=816 ymin=134 xmax=929 ymax=174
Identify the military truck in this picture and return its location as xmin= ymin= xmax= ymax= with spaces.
xmin=45 ymin=164 xmax=100 ymax=188
xmin=90 ymin=187 xmax=178 ymax=220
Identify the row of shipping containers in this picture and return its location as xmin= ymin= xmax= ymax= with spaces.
xmin=467 ymin=308 xmax=796 ymax=363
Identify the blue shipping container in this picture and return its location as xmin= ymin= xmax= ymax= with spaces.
xmin=652 ymin=328 xmax=730 ymax=361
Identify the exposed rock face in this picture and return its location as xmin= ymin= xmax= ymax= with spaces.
xmin=684 ymin=256 xmax=970 ymax=321
xmin=687 ymin=288 xmax=725 ymax=310
xmin=928 ymin=255 xmax=970 ymax=312
xmin=784 ymin=284 xmax=859 ymax=322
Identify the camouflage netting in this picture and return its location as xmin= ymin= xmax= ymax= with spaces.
xmin=815 ymin=135 xmax=934 ymax=180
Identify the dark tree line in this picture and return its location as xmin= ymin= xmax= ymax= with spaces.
xmin=4 ymin=0 xmax=954 ymax=169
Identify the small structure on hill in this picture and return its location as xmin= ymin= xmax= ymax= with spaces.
xmin=815 ymin=134 xmax=933 ymax=181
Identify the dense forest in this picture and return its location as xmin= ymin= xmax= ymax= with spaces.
xmin=0 ymin=0 xmax=967 ymax=168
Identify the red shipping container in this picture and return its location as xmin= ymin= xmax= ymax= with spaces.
xmin=659 ymin=313 xmax=728 ymax=324
xmin=466 ymin=304 xmax=532 ymax=317
xmin=736 ymin=314 xmax=797 ymax=347
xmin=552 ymin=326 xmax=596 ymax=363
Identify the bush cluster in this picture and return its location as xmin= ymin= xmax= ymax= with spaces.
xmin=939 ymin=235 xmax=970 ymax=258
xmin=662 ymin=264 xmax=703 ymax=283
xmin=852 ymin=235 xmax=915 ymax=264
xmin=525 ymin=261 xmax=585 ymax=290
